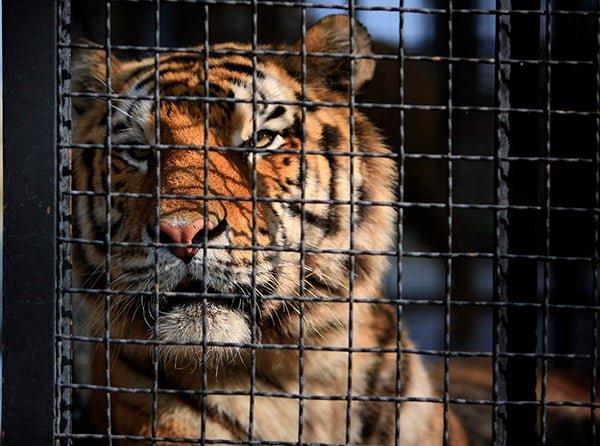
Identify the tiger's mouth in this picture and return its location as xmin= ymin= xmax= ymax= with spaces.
xmin=152 ymin=278 xmax=255 ymax=368
xmin=159 ymin=280 xmax=254 ymax=316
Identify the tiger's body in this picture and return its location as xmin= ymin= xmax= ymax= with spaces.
xmin=72 ymin=15 xmax=466 ymax=445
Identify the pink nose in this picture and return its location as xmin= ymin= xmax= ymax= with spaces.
xmin=159 ymin=218 xmax=215 ymax=262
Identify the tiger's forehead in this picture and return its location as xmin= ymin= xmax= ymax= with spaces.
xmin=114 ymin=51 xmax=299 ymax=145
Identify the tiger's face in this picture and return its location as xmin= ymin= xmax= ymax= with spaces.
xmin=72 ymin=15 xmax=396 ymax=369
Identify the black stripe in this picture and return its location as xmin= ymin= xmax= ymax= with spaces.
xmin=85 ymin=152 xmax=109 ymax=244
xmin=109 ymin=159 xmax=123 ymax=175
xmin=159 ymin=79 xmax=202 ymax=97
xmin=81 ymin=148 xmax=96 ymax=188
xmin=80 ymin=150 xmax=105 ymax=242
xmin=214 ymin=89 xmax=236 ymax=113
xmin=133 ymin=72 xmax=156 ymax=93
xmin=344 ymin=255 xmax=373 ymax=285
xmin=279 ymin=150 xmax=339 ymax=237
xmin=125 ymin=64 xmax=156 ymax=85
xmin=359 ymin=353 xmax=385 ymax=441
xmin=211 ymin=99 xmax=235 ymax=116
xmin=160 ymin=54 xmax=202 ymax=66
xmin=266 ymin=105 xmax=286 ymax=122
xmin=274 ymin=181 xmax=289 ymax=194
xmin=291 ymin=115 xmax=303 ymax=138
xmin=354 ymin=184 xmax=366 ymax=225
xmin=274 ymin=175 xmax=299 ymax=194
xmin=323 ymin=152 xmax=340 ymax=236
xmin=113 ymin=180 xmax=126 ymax=190
xmin=287 ymin=203 xmax=331 ymax=232
xmin=204 ymin=403 xmax=252 ymax=440
xmin=319 ymin=124 xmax=341 ymax=151
xmin=359 ymin=305 xmax=400 ymax=441
xmin=88 ymin=198 xmax=106 ymax=245
xmin=208 ymin=83 xmax=230 ymax=98
xmin=114 ymin=200 xmax=125 ymax=216
xmin=110 ymin=220 xmax=121 ymax=237
xmin=137 ymin=66 xmax=201 ymax=93
xmin=99 ymin=111 xmax=108 ymax=126
xmin=220 ymin=62 xmax=265 ymax=80
xmin=133 ymin=68 xmax=234 ymax=101
xmin=304 ymin=274 xmax=343 ymax=295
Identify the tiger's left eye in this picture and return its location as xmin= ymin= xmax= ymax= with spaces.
xmin=245 ymin=130 xmax=277 ymax=148
xmin=256 ymin=130 xmax=275 ymax=148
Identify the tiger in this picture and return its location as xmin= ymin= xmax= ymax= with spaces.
xmin=71 ymin=14 xmax=467 ymax=445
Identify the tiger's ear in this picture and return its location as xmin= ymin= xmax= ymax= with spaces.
xmin=291 ymin=14 xmax=375 ymax=94
xmin=71 ymin=41 xmax=123 ymax=117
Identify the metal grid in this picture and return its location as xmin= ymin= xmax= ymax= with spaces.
xmin=2 ymin=0 xmax=600 ymax=445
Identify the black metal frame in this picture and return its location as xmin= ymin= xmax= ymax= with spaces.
xmin=2 ymin=1 xmax=600 ymax=444
xmin=2 ymin=1 xmax=57 ymax=444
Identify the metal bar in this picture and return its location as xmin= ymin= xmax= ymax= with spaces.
xmin=494 ymin=1 xmax=540 ymax=444
xmin=493 ymin=3 xmax=511 ymax=442
xmin=503 ymin=2 xmax=542 ymax=441
xmin=593 ymin=2 xmax=600 ymax=443
xmin=539 ymin=2 xmax=552 ymax=444
xmin=2 ymin=0 xmax=57 ymax=443
xmin=394 ymin=1 xmax=406 ymax=444
xmin=56 ymin=0 xmax=73 ymax=444
xmin=444 ymin=2 xmax=454 ymax=445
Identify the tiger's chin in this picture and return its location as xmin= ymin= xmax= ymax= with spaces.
xmin=156 ymin=299 xmax=252 ymax=371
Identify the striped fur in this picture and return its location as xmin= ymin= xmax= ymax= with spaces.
xmin=71 ymin=15 xmax=467 ymax=445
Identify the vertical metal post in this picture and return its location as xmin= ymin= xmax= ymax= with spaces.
xmin=2 ymin=0 xmax=57 ymax=444
xmin=493 ymin=4 xmax=511 ymax=442
xmin=57 ymin=0 xmax=73 ymax=443
xmin=494 ymin=1 xmax=540 ymax=444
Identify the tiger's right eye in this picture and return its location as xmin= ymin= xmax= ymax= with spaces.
xmin=115 ymin=140 xmax=153 ymax=163
xmin=128 ymin=147 xmax=153 ymax=161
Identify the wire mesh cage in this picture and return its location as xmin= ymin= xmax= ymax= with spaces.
xmin=2 ymin=0 xmax=600 ymax=445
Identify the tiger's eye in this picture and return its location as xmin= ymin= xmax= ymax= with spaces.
xmin=128 ymin=148 xmax=153 ymax=161
xmin=254 ymin=130 xmax=275 ymax=148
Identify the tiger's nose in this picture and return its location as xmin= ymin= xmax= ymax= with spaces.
xmin=159 ymin=218 xmax=215 ymax=263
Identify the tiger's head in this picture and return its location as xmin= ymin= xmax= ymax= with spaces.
xmin=71 ymin=15 xmax=396 ymax=370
